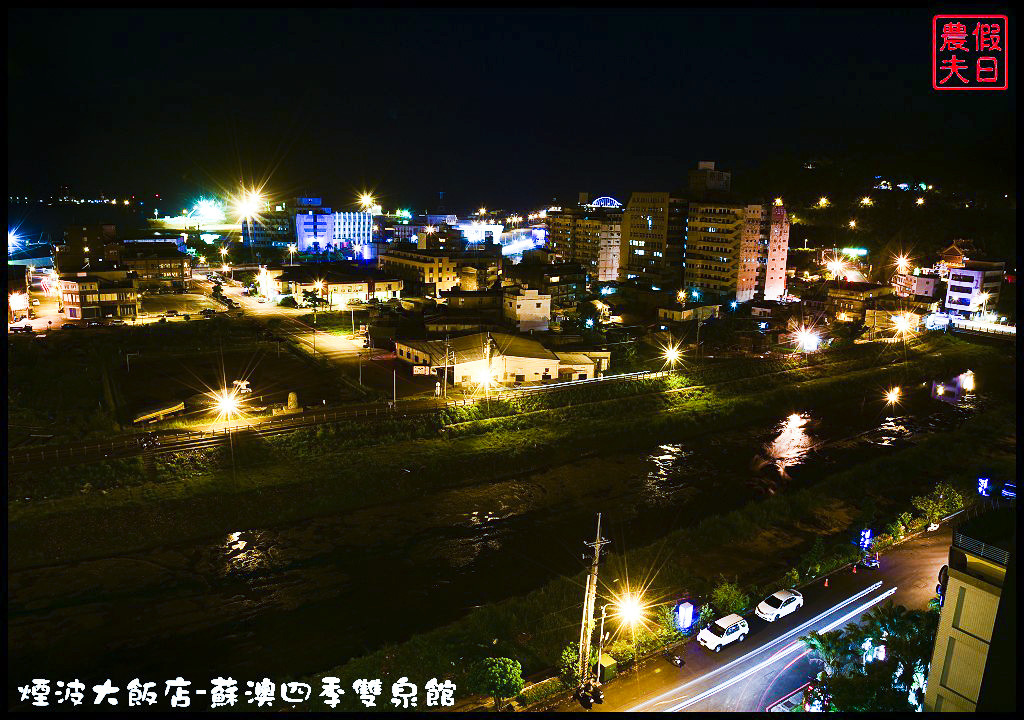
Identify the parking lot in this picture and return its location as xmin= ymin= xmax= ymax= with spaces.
xmin=139 ymin=292 xmax=222 ymax=318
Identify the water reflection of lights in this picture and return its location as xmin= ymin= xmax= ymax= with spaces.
xmin=221 ymin=530 xmax=272 ymax=574
xmin=766 ymin=413 xmax=814 ymax=471
xmin=643 ymin=444 xmax=696 ymax=504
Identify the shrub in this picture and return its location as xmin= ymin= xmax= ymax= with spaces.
xmin=711 ymin=577 xmax=750 ymax=616
xmin=783 ymin=568 xmax=801 ymax=588
xmin=515 ymin=677 xmax=566 ymax=707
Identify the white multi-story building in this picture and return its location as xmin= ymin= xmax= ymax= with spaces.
xmin=295 ymin=211 xmax=373 ymax=251
xmin=894 ymin=272 xmax=942 ymax=298
xmin=502 ymin=285 xmax=551 ymax=331
xmin=944 ymin=261 xmax=1003 ymax=318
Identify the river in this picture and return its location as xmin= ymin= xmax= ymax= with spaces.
xmin=8 ymin=375 xmax=982 ymax=688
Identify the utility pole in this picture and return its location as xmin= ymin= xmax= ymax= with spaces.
xmin=578 ymin=513 xmax=611 ymax=686
xmin=443 ymin=335 xmax=450 ymax=399
xmin=393 ymin=368 xmax=397 ymax=407
xmin=484 ymin=332 xmax=492 ymax=410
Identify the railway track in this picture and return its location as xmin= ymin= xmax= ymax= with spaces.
xmin=9 ymin=337 xmax=938 ymax=473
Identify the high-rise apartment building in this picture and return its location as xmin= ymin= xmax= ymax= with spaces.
xmin=620 ymin=192 xmax=687 ymax=284
xmin=620 ymin=162 xmax=788 ymax=300
xmin=546 ymin=198 xmax=622 ymax=281
xmin=737 ymin=201 xmax=790 ymax=302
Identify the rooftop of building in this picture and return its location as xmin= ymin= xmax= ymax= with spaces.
xmin=961 ymin=260 xmax=1006 ymax=271
xmin=121 ymin=242 xmax=188 ymax=259
xmin=398 ymin=331 xmax=559 ymax=364
xmin=276 ymin=265 xmax=401 ymax=284
xmin=827 ymin=280 xmax=892 ymax=293
xmin=956 ymin=507 xmax=1016 ymax=556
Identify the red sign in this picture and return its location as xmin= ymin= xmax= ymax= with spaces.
xmin=933 ymin=15 xmax=1008 ymax=90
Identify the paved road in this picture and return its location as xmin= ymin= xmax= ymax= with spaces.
xmin=197 ymin=273 xmax=437 ymax=400
xmin=555 ymin=526 xmax=951 ymax=712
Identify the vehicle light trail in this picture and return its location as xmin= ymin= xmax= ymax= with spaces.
xmin=629 ymin=581 xmax=888 ymax=712
xmin=656 ymin=586 xmax=898 ymax=712
xmin=756 ymin=649 xmax=811 ymax=711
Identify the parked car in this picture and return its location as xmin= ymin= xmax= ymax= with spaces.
xmin=257 ymin=297 xmax=266 ymax=303
xmin=86 ymin=321 xmax=104 ymax=327
xmin=755 ymin=589 xmax=804 ymax=622
xmin=31 ymin=299 xmax=40 ymax=306
xmin=10 ymin=324 xmax=34 ymax=333
xmin=61 ymin=323 xmax=80 ymax=330
xmin=697 ymin=613 xmax=749 ymax=653
xmin=108 ymin=319 xmax=126 ymax=326
xmin=165 ymin=310 xmax=178 ymax=316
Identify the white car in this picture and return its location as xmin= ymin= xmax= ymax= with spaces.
xmin=755 ymin=589 xmax=804 ymax=622
xmin=697 ymin=613 xmax=749 ymax=652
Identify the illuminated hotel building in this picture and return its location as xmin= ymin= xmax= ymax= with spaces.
xmin=294 ymin=210 xmax=373 ymax=252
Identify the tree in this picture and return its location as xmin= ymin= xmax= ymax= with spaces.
xmin=301 ymin=288 xmax=328 ymax=308
xmin=828 ymin=319 xmax=866 ymax=346
xmin=710 ymin=577 xmax=749 ymax=616
xmin=800 ymin=629 xmax=858 ymax=677
xmin=824 ymin=658 xmax=915 ymax=712
xmin=912 ymin=481 xmax=964 ymax=525
xmin=467 ymin=657 xmax=524 ymax=711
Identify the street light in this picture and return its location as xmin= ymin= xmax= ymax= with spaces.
xmin=915 ymin=197 xmax=925 ymax=206
xmin=892 ymin=312 xmax=915 ymax=338
xmin=796 ymin=327 xmax=820 ymax=353
xmin=885 ymin=387 xmax=901 ymax=405
xmin=212 ymin=388 xmax=242 ymax=421
xmin=664 ymin=344 xmax=681 ymax=367
xmin=359 ymin=193 xmax=375 ymax=212
xmin=977 ymin=292 xmax=990 ymax=318
xmin=894 ymin=254 xmax=911 ymax=275
xmin=860 ymin=196 xmax=873 ymax=206
xmin=818 ymin=196 xmax=830 ymax=208
xmin=612 ymin=592 xmax=646 ymax=628
xmin=848 ymin=219 xmax=857 ymax=229
xmin=288 ymin=243 xmax=297 ymax=265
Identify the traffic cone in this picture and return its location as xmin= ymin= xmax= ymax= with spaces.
xmin=824 ymin=577 xmax=829 ymax=588
xmin=852 ymin=565 xmax=857 ymax=574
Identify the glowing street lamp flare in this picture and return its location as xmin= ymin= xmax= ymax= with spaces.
xmin=664 ymin=345 xmax=681 ymax=365
xmin=885 ymin=387 xmax=901 ymax=405
xmin=960 ymin=370 xmax=975 ymax=392
xmin=818 ymin=196 xmax=830 ymax=208
xmin=915 ymin=197 xmax=925 ymax=205
xmin=860 ymin=197 xmax=873 ymax=206
xmin=212 ymin=389 xmax=242 ymax=421
xmin=891 ymin=312 xmax=915 ymax=336
xmin=424 ymin=225 xmax=436 ymax=235
xmin=358 ymin=193 xmax=375 ymax=210
xmin=795 ymin=328 xmax=820 ymax=353
xmin=613 ymin=593 xmax=646 ymax=628
xmin=894 ymin=255 xmax=911 ymax=274
xmin=848 ymin=220 xmax=857 ymax=229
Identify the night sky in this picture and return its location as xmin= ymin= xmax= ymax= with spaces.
xmin=7 ymin=8 xmax=1016 ymax=210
